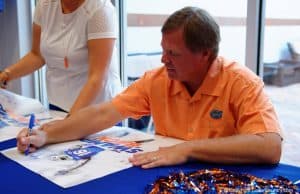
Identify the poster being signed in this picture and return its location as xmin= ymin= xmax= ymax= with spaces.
xmin=1 ymin=126 xmax=183 ymax=188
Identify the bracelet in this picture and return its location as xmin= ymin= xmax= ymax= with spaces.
xmin=1 ymin=69 xmax=10 ymax=80
xmin=0 ymin=69 xmax=10 ymax=87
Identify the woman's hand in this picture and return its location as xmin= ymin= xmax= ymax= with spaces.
xmin=0 ymin=69 xmax=10 ymax=88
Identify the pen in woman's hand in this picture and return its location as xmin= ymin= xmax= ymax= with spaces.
xmin=25 ymin=114 xmax=35 ymax=155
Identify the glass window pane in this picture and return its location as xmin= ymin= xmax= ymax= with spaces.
xmin=263 ymin=0 xmax=300 ymax=166
xmin=125 ymin=0 xmax=248 ymax=86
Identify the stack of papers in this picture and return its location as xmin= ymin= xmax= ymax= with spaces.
xmin=0 ymin=89 xmax=46 ymax=115
xmin=0 ymin=89 xmax=54 ymax=142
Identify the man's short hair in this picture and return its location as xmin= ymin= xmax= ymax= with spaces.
xmin=162 ymin=7 xmax=220 ymax=62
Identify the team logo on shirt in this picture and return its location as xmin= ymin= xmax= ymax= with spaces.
xmin=210 ymin=109 xmax=223 ymax=119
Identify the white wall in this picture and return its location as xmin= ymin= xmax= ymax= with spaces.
xmin=0 ymin=0 xmax=34 ymax=98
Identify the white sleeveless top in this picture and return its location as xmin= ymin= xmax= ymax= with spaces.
xmin=34 ymin=0 xmax=121 ymax=111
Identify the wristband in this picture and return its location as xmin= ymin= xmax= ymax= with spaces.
xmin=0 ymin=69 xmax=10 ymax=87
xmin=1 ymin=69 xmax=10 ymax=80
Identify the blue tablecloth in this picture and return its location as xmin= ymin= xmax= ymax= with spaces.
xmin=1 ymin=138 xmax=299 ymax=194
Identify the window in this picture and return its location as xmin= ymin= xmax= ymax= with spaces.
xmin=262 ymin=0 xmax=300 ymax=165
xmin=122 ymin=0 xmax=249 ymax=86
xmin=263 ymin=0 xmax=300 ymax=86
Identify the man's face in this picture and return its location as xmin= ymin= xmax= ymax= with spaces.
xmin=161 ymin=29 xmax=209 ymax=83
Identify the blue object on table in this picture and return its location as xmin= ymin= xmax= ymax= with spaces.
xmin=0 ymin=119 xmax=8 ymax=128
xmin=24 ymin=114 xmax=35 ymax=155
xmin=65 ymin=145 xmax=104 ymax=160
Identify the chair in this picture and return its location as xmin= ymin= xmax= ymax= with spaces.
xmin=263 ymin=42 xmax=300 ymax=86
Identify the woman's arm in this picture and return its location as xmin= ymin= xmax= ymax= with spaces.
xmin=0 ymin=23 xmax=45 ymax=84
xmin=68 ymin=38 xmax=115 ymax=115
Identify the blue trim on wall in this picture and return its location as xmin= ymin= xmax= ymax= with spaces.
xmin=0 ymin=0 xmax=4 ymax=12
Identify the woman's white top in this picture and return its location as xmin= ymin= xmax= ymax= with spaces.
xmin=34 ymin=0 xmax=122 ymax=111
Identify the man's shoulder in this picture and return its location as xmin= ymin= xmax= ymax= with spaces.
xmin=221 ymin=58 xmax=261 ymax=85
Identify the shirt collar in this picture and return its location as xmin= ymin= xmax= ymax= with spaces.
xmin=198 ymin=57 xmax=224 ymax=96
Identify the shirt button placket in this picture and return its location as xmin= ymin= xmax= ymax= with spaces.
xmin=187 ymin=100 xmax=194 ymax=139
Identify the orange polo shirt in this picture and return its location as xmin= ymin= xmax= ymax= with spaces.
xmin=112 ymin=57 xmax=281 ymax=140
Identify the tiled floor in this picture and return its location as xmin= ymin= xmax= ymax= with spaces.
xmin=265 ymin=83 xmax=300 ymax=167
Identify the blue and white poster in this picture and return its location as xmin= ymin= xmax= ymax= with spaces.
xmin=1 ymin=126 xmax=183 ymax=188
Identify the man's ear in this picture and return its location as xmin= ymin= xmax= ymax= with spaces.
xmin=199 ymin=49 xmax=211 ymax=62
xmin=203 ymin=49 xmax=211 ymax=58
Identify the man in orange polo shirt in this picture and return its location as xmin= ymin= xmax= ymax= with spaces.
xmin=17 ymin=7 xmax=282 ymax=169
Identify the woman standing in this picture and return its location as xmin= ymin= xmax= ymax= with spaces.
xmin=0 ymin=0 xmax=121 ymax=115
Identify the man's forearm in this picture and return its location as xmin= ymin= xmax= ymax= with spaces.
xmin=184 ymin=133 xmax=282 ymax=164
xmin=45 ymin=102 xmax=123 ymax=144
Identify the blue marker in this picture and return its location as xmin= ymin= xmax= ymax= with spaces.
xmin=25 ymin=114 xmax=35 ymax=155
